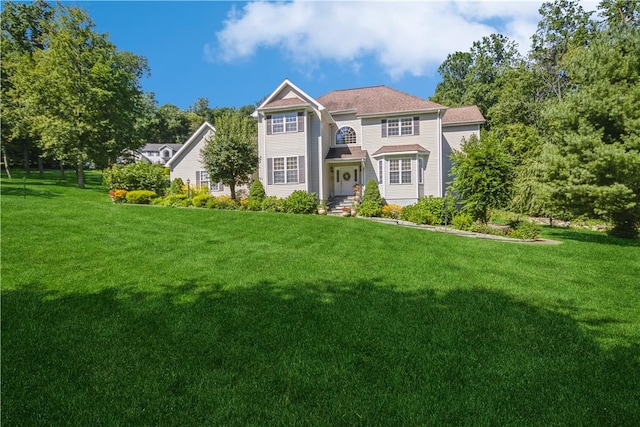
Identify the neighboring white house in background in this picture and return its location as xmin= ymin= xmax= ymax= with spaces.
xmin=166 ymin=121 xmax=229 ymax=195
xmin=137 ymin=143 xmax=184 ymax=165
xmin=252 ymin=79 xmax=485 ymax=206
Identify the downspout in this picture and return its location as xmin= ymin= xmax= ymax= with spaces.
xmin=437 ymin=109 xmax=443 ymax=197
xmin=306 ymin=111 xmax=310 ymax=192
xmin=317 ymin=112 xmax=323 ymax=201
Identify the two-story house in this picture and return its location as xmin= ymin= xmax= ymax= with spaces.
xmin=253 ymin=79 xmax=484 ymax=206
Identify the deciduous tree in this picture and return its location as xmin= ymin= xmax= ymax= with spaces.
xmin=450 ymin=133 xmax=514 ymax=224
xmin=200 ymin=111 xmax=258 ymax=200
xmin=13 ymin=4 xmax=148 ymax=187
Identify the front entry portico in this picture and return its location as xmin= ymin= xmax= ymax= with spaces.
xmin=333 ymin=164 xmax=360 ymax=196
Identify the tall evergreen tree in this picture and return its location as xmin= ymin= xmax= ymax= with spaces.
xmin=539 ymin=24 xmax=640 ymax=237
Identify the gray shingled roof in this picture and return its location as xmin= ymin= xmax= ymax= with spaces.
xmin=317 ymin=86 xmax=444 ymax=116
xmin=325 ymin=146 xmax=368 ymax=160
xmin=262 ymin=97 xmax=311 ymax=109
xmin=442 ymin=106 xmax=485 ymax=124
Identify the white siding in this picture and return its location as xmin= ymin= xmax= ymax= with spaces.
xmin=361 ymin=113 xmax=440 ymax=202
xmin=261 ymin=110 xmax=309 ymax=197
xmin=442 ymin=124 xmax=480 ymax=195
xmin=170 ymin=130 xmax=213 ymax=186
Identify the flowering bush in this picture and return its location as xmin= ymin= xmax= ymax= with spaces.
xmin=382 ymin=204 xmax=403 ymax=219
xmin=208 ymin=195 xmax=237 ymax=210
xmin=109 ymin=189 xmax=127 ymax=203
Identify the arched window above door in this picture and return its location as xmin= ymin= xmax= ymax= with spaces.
xmin=336 ymin=126 xmax=356 ymax=145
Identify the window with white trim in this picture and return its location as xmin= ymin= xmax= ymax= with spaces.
xmin=389 ymin=159 xmax=412 ymax=184
xmin=211 ymin=182 xmax=223 ymax=191
xmin=336 ymin=126 xmax=357 ymax=145
xmin=272 ymin=112 xmax=297 ymax=133
xmin=198 ymin=170 xmax=210 ymax=189
xmin=385 ymin=117 xmax=417 ymax=136
xmin=273 ymin=156 xmax=299 ymax=184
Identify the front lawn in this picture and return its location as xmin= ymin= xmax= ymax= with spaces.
xmin=2 ymin=171 xmax=639 ymax=425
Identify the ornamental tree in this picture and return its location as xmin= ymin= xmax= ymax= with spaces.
xmin=450 ymin=133 xmax=514 ymax=224
xmin=200 ymin=110 xmax=258 ymax=201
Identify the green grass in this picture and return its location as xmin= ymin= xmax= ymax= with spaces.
xmin=2 ymin=171 xmax=639 ymax=426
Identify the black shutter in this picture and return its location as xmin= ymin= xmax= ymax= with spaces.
xmin=266 ymin=115 xmax=272 ymax=135
xmin=297 ymin=111 xmax=304 ymax=132
xmin=413 ymin=117 xmax=420 ymax=135
xmin=195 ymin=171 xmax=200 ymax=187
xmin=267 ymin=158 xmax=273 ymax=185
xmin=381 ymin=119 xmax=387 ymax=138
xmin=298 ymin=156 xmax=305 ymax=184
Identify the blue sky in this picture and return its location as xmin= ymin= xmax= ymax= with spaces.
xmin=68 ymin=1 xmax=597 ymax=111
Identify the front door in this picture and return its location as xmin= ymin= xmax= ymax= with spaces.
xmin=335 ymin=166 xmax=358 ymax=196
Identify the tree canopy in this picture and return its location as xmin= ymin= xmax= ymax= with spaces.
xmin=200 ymin=111 xmax=258 ymax=201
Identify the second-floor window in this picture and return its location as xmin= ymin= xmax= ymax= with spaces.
xmin=268 ymin=112 xmax=304 ymax=134
xmin=382 ymin=117 xmax=420 ymax=137
xmin=336 ymin=126 xmax=357 ymax=145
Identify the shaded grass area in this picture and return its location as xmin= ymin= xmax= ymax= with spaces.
xmin=2 ymin=171 xmax=640 ymax=425
xmin=3 ymin=282 xmax=638 ymax=426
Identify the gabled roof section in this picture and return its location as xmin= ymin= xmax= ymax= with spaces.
xmin=317 ymin=86 xmax=445 ymax=117
xmin=166 ymin=121 xmax=215 ymax=168
xmin=442 ymin=106 xmax=485 ymax=125
xmin=256 ymin=79 xmax=325 ymax=113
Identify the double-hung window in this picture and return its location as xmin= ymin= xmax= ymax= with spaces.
xmin=198 ymin=170 xmax=210 ymax=190
xmin=389 ymin=159 xmax=411 ymax=184
xmin=382 ymin=117 xmax=419 ymax=137
xmin=272 ymin=112 xmax=298 ymax=133
xmin=273 ymin=156 xmax=299 ymax=184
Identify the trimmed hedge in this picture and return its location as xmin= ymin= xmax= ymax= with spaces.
xmin=125 ymin=190 xmax=158 ymax=204
xmin=103 ymin=163 xmax=170 ymax=195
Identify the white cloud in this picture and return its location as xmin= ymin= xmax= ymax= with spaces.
xmin=207 ymin=0 xmax=595 ymax=78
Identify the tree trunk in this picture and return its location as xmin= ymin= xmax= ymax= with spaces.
xmin=38 ymin=157 xmax=44 ymax=178
xmin=60 ymin=162 xmax=66 ymax=179
xmin=230 ymin=182 xmax=236 ymax=201
xmin=77 ymin=162 xmax=85 ymax=188
xmin=22 ymin=142 xmax=30 ymax=174
xmin=2 ymin=147 xmax=12 ymax=179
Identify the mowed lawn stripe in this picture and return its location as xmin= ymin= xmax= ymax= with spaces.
xmin=2 ymin=172 xmax=639 ymax=425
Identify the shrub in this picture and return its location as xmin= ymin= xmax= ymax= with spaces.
xmin=109 ymin=189 xmax=127 ymax=203
xmin=357 ymin=201 xmax=382 ymax=217
xmin=451 ymin=211 xmax=475 ymax=231
xmin=508 ymin=220 xmax=542 ymax=240
xmin=168 ymin=178 xmax=184 ymax=195
xmin=358 ymin=179 xmax=383 ymax=217
xmin=212 ymin=195 xmax=237 ymax=210
xmin=160 ymin=193 xmax=190 ymax=207
xmin=248 ymin=180 xmax=266 ymax=202
xmin=125 ymin=190 xmax=158 ymax=205
xmin=401 ymin=204 xmax=438 ymax=225
xmin=381 ymin=204 xmax=403 ymax=219
xmin=261 ymin=196 xmax=282 ymax=212
xmin=192 ymin=194 xmax=214 ymax=208
xmin=103 ymin=163 xmax=170 ymax=195
xmin=401 ymin=195 xmax=458 ymax=225
xmin=246 ymin=200 xmax=263 ymax=211
xmin=284 ymin=190 xmax=317 ymax=214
